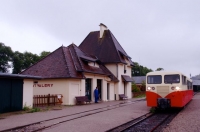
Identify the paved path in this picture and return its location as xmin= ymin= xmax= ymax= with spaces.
xmin=162 ymin=92 xmax=200 ymax=132
xmin=0 ymin=98 xmax=149 ymax=132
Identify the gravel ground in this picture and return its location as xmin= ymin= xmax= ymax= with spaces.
xmin=0 ymin=98 xmax=149 ymax=131
xmin=44 ymin=100 xmax=149 ymax=132
xmin=162 ymin=92 xmax=200 ymax=132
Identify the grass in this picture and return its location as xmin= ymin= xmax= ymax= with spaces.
xmin=150 ymin=107 xmax=156 ymax=113
xmin=133 ymin=93 xmax=146 ymax=98
xmin=134 ymin=94 xmax=146 ymax=98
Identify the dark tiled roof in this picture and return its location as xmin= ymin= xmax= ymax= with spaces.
xmin=121 ymin=75 xmax=134 ymax=82
xmin=79 ymin=30 xmax=134 ymax=66
xmin=192 ymin=80 xmax=200 ymax=85
xmin=0 ymin=73 xmax=41 ymax=79
xmin=132 ymin=76 xmax=146 ymax=84
xmin=191 ymin=75 xmax=200 ymax=80
xmin=21 ymin=44 xmax=118 ymax=81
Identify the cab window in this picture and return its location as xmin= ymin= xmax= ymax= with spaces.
xmin=164 ymin=74 xmax=180 ymax=84
xmin=147 ymin=75 xmax=162 ymax=84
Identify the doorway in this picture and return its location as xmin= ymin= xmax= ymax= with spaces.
xmin=124 ymin=82 xmax=127 ymax=95
xmin=85 ymin=79 xmax=92 ymax=100
xmin=107 ymin=83 xmax=110 ymax=100
xmin=97 ymin=79 xmax=102 ymax=100
xmin=0 ymin=78 xmax=23 ymax=113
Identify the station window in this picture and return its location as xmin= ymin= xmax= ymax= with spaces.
xmin=124 ymin=65 xmax=126 ymax=74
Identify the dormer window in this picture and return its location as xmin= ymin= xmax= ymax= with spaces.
xmin=88 ymin=62 xmax=99 ymax=68
xmin=124 ymin=65 xmax=126 ymax=74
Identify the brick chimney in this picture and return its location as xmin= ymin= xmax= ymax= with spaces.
xmin=99 ymin=23 xmax=108 ymax=38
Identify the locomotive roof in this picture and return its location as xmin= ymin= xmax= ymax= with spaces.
xmin=147 ymin=71 xmax=191 ymax=80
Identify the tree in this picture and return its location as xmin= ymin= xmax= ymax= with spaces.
xmin=132 ymin=82 xmax=140 ymax=92
xmin=39 ymin=51 xmax=51 ymax=59
xmin=132 ymin=62 xmax=153 ymax=76
xmin=12 ymin=51 xmax=40 ymax=74
xmin=12 ymin=51 xmax=50 ymax=74
xmin=156 ymin=68 xmax=164 ymax=71
xmin=12 ymin=51 xmax=24 ymax=74
xmin=0 ymin=43 xmax=13 ymax=73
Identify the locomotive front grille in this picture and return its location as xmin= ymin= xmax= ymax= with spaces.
xmin=156 ymin=86 xmax=169 ymax=98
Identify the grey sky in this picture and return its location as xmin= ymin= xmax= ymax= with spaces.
xmin=0 ymin=0 xmax=199 ymax=77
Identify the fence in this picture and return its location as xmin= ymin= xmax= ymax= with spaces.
xmin=33 ymin=94 xmax=63 ymax=107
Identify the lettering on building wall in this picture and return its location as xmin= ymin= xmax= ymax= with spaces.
xmin=33 ymin=84 xmax=53 ymax=87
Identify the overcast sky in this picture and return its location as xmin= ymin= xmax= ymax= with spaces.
xmin=0 ymin=0 xmax=199 ymax=77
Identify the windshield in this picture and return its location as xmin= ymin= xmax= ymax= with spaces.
xmin=164 ymin=74 xmax=180 ymax=84
xmin=147 ymin=75 xmax=162 ymax=84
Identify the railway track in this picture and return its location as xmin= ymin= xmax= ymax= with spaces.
xmin=107 ymin=92 xmax=198 ymax=132
xmin=1 ymin=99 xmax=145 ymax=132
xmin=106 ymin=110 xmax=180 ymax=132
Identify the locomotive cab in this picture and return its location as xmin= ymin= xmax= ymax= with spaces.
xmin=146 ymin=71 xmax=193 ymax=109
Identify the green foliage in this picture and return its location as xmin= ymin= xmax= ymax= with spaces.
xmin=23 ymin=104 xmax=40 ymax=113
xmin=29 ymin=107 xmax=41 ymax=113
xmin=39 ymin=51 xmax=51 ymax=59
xmin=155 ymin=68 xmax=164 ymax=71
xmin=0 ymin=43 xmax=13 ymax=73
xmin=141 ymin=80 xmax=146 ymax=91
xmin=150 ymin=107 xmax=156 ymax=113
xmin=12 ymin=50 xmax=51 ymax=74
xmin=132 ymin=83 xmax=141 ymax=92
xmin=135 ymin=94 xmax=146 ymax=98
xmin=132 ymin=62 xmax=153 ymax=76
xmin=23 ymin=104 xmax=31 ymax=111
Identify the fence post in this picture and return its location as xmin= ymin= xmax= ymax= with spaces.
xmin=54 ymin=95 xmax=56 ymax=106
xmin=48 ymin=94 xmax=50 ymax=106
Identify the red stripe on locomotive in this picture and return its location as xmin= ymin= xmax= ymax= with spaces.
xmin=146 ymin=90 xmax=193 ymax=107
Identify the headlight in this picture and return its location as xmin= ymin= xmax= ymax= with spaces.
xmin=147 ymin=87 xmax=151 ymax=90
xmin=171 ymin=87 xmax=175 ymax=90
xmin=176 ymin=87 xmax=180 ymax=90
xmin=152 ymin=87 xmax=155 ymax=90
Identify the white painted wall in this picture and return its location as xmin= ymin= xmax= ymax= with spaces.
xmin=100 ymin=24 xmax=108 ymax=38
xmin=105 ymin=64 xmax=117 ymax=77
xmin=69 ymin=83 xmax=80 ymax=105
xmin=108 ymin=83 xmax=115 ymax=100
xmin=33 ymin=79 xmax=81 ymax=105
xmin=105 ymin=63 xmax=132 ymax=100
xmin=23 ymin=79 xmax=34 ymax=108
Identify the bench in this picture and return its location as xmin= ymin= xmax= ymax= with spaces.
xmin=119 ymin=94 xmax=128 ymax=100
xmin=75 ymin=96 xmax=91 ymax=105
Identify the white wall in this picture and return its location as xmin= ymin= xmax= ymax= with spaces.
xmin=105 ymin=64 xmax=117 ymax=77
xmin=108 ymin=82 xmax=115 ymax=100
xmin=33 ymin=79 xmax=82 ymax=105
xmin=105 ymin=63 xmax=132 ymax=100
xmin=23 ymin=79 xmax=34 ymax=108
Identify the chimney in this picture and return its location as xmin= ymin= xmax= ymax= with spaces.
xmin=99 ymin=23 xmax=108 ymax=38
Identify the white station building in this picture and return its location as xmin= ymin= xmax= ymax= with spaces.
xmin=21 ymin=23 xmax=134 ymax=105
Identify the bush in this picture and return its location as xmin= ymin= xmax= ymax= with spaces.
xmin=150 ymin=107 xmax=156 ymax=113
xmin=23 ymin=104 xmax=31 ymax=111
xmin=29 ymin=107 xmax=40 ymax=113
xmin=132 ymin=83 xmax=141 ymax=92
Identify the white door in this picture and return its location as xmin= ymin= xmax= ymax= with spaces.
xmin=70 ymin=84 xmax=80 ymax=104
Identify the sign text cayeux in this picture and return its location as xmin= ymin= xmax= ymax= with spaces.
xmin=33 ymin=84 xmax=53 ymax=87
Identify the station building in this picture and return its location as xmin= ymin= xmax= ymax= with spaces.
xmin=20 ymin=23 xmax=134 ymax=105
xmin=191 ymin=75 xmax=200 ymax=92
